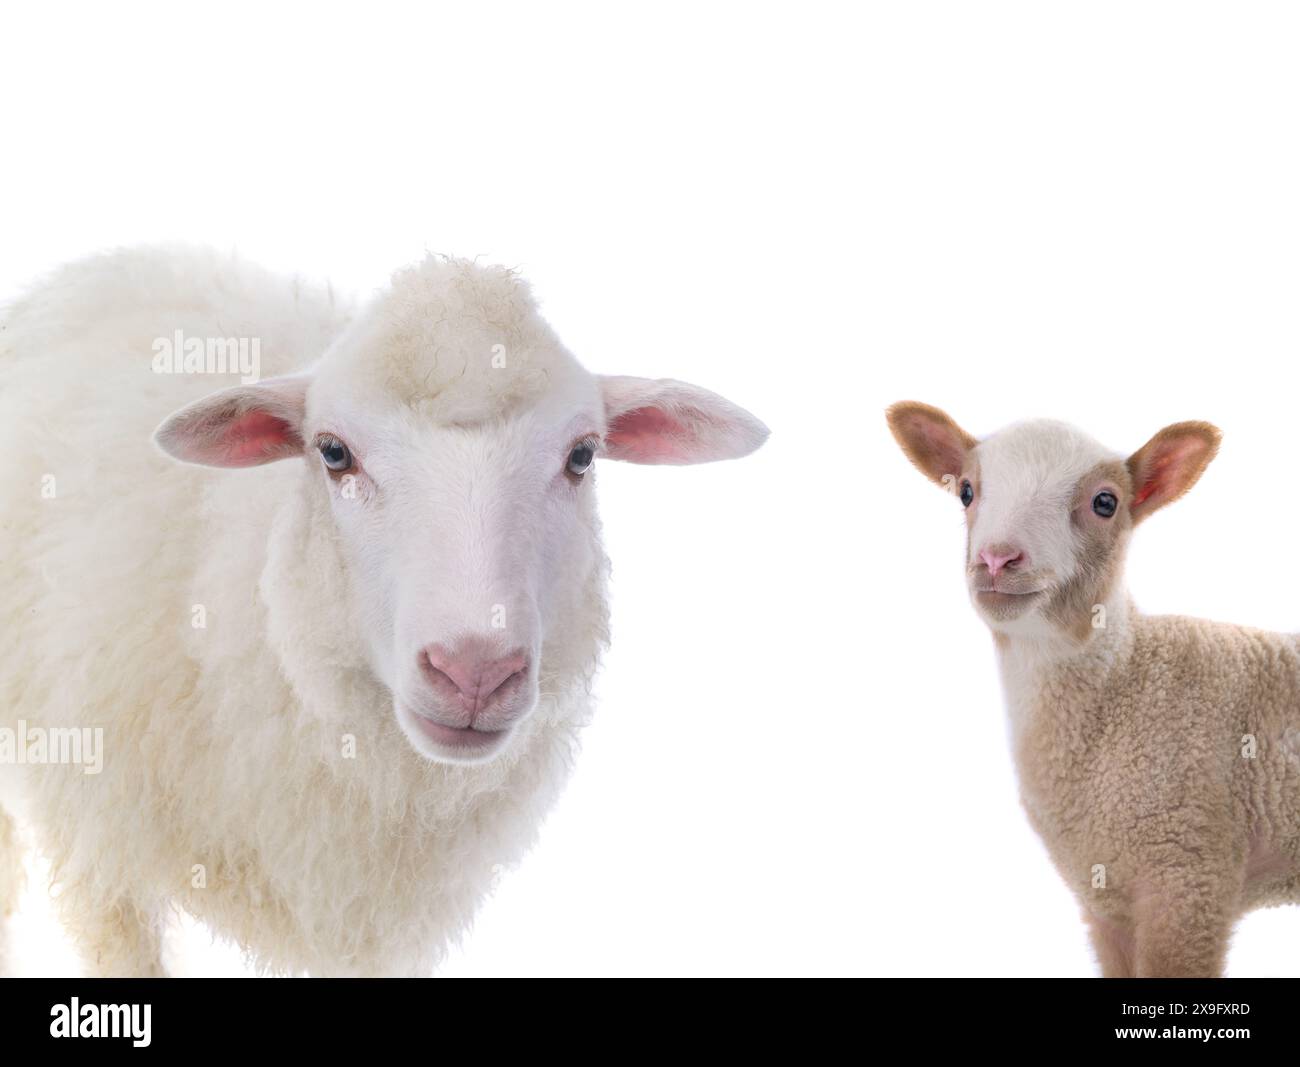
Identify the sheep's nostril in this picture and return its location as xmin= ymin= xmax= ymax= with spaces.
xmin=422 ymin=661 xmax=460 ymax=696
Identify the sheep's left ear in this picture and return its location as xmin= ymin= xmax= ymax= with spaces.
xmin=598 ymin=376 xmax=769 ymax=464
xmin=1126 ymin=421 xmax=1221 ymax=524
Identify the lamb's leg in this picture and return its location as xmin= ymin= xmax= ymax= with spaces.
xmin=56 ymin=886 xmax=167 ymax=977
xmin=1083 ymin=911 xmax=1135 ymax=978
xmin=0 ymin=807 xmax=24 ymax=974
xmin=1132 ymin=881 xmax=1234 ymax=978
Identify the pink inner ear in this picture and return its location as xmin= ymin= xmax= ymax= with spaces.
xmin=1134 ymin=439 xmax=1199 ymax=506
xmin=212 ymin=410 xmax=300 ymax=467
xmin=910 ymin=417 xmax=965 ymax=480
xmin=606 ymin=406 xmax=696 ymax=463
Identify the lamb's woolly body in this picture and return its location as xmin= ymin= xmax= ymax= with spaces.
xmin=0 ymin=248 xmax=608 ymax=975
xmin=888 ymin=401 xmax=1300 ymax=976
xmin=1005 ymin=603 xmax=1300 ymax=975
xmin=977 ymin=424 xmax=1300 ymax=973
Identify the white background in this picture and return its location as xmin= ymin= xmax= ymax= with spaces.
xmin=4 ymin=2 xmax=1300 ymax=976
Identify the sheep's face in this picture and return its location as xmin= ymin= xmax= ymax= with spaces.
xmin=886 ymin=403 xmax=1219 ymax=643
xmin=154 ymin=259 xmax=768 ymax=763
xmin=304 ymin=364 xmax=604 ymax=763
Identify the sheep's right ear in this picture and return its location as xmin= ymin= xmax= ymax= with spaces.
xmin=885 ymin=401 xmax=977 ymax=487
xmin=153 ymin=375 xmax=311 ymax=468
xmin=1126 ymin=421 xmax=1221 ymax=525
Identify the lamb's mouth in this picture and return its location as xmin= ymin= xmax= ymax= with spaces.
xmin=973 ymin=588 xmax=1045 ymax=615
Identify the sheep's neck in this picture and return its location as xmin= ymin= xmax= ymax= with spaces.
xmin=992 ymin=588 xmax=1136 ymax=741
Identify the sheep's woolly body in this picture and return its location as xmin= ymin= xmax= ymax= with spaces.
xmin=1003 ymin=604 xmax=1300 ymax=975
xmin=974 ymin=423 xmax=1300 ymax=974
xmin=887 ymin=401 xmax=1300 ymax=976
xmin=0 ymin=248 xmax=609 ymax=975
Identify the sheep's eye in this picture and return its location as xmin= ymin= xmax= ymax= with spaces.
xmin=566 ymin=442 xmax=595 ymax=478
xmin=1092 ymin=491 xmax=1118 ymax=518
xmin=959 ymin=479 xmax=974 ymax=508
xmin=318 ymin=436 xmax=353 ymax=472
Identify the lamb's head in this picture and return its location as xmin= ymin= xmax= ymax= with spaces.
xmin=154 ymin=257 xmax=768 ymax=763
xmin=886 ymin=402 xmax=1219 ymax=641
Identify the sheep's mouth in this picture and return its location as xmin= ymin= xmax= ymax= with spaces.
xmin=395 ymin=702 xmax=515 ymax=763
xmin=973 ymin=588 xmax=1045 ymax=616
xmin=414 ymin=717 xmax=509 ymax=749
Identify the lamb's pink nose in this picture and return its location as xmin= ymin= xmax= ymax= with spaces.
xmin=421 ymin=643 xmax=529 ymax=717
xmin=979 ymin=544 xmax=1026 ymax=577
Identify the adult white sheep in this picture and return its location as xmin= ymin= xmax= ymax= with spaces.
xmin=887 ymin=402 xmax=1300 ymax=978
xmin=0 ymin=247 xmax=768 ymax=976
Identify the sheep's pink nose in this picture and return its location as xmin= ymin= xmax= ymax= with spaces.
xmin=979 ymin=545 xmax=1026 ymax=577
xmin=421 ymin=643 xmax=529 ymax=716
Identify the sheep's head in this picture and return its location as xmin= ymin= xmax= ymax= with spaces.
xmin=154 ymin=258 xmax=768 ymax=763
xmin=886 ymin=402 xmax=1219 ymax=642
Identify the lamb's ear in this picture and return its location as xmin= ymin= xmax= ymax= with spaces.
xmin=886 ymin=401 xmax=977 ymax=487
xmin=1126 ymin=421 xmax=1221 ymax=524
xmin=598 ymin=376 xmax=769 ymax=464
xmin=153 ymin=375 xmax=311 ymax=468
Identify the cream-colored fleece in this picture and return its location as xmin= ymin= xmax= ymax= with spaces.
xmin=887 ymin=399 xmax=1300 ymax=977
xmin=1004 ymin=600 xmax=1300 ymax=976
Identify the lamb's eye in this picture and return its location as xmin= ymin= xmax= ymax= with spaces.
xmin=1092 ymin=491 xmax=1118 ymax=518
xmin=959 ymin=480 xmax=974 ymax=508
xmin=318 ymin=436 xmax=353 ymax=472
xmin=566 ymin=442 xmax=595 ymax=478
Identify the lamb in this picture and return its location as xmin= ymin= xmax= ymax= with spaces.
xmin=0 ymin=246 xmax=768 ymax=976
xmin=886 ymin=401 xmax=1300 ymax=978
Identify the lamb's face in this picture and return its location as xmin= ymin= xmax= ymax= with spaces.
xmin=155 ymin=257 xmax=768 ymax=763
xmin=886 ymin=402 xmax=1220 ymax=643
xmin=958 ymin=421 xmax=1133 ymax=639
